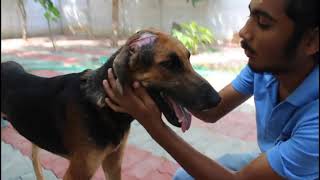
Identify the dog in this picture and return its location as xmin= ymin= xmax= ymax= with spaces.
xmin=1 ymin=29 xmax=221 ymax=180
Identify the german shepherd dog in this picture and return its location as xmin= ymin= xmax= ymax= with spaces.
xmin=1 ymin=29 xmax=221 ymax=180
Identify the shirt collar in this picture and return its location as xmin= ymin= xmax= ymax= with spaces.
xmin=286 ymin=64 xmax=319 ymax=106
xmin=265 ymin=73 xmax=277 ymax=88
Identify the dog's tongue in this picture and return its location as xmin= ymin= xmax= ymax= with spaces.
xmin=168 ymin=98 xmax=192 ymax=133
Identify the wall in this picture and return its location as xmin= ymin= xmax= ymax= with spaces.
xmin=1 ymin=0 xmax=250 ymax=41
xmin=1 ymin=0 xmax=62 ymax=39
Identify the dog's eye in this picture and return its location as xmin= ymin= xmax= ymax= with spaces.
xmin=160 ymin=59 xmax=182 ymax=70
xmin=159 ymin=52 xmax=183 ymax=71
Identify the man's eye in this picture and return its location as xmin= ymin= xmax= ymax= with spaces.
xmin=258 ymin=23 xmax=271 ymax=29
xmin=258 ymin=17 xmax=272 ymax=29
xmin=248 ymin=12 xmax=272 ymax=30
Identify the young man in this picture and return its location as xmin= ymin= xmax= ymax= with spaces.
xmin=103 ymin=0 xmax=319 ymax=179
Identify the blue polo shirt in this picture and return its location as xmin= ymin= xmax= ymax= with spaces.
xmin=232 ymin=64 xmax=319 ymax=180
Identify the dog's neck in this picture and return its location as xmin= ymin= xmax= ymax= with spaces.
xmin=79 ymin=51 xmax=134 ymax=125
xmin=80 ymin=50 xmax=119 ymax=108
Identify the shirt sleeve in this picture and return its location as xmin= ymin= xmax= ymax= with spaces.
xmin=266 ymin=107 xmax=319 ymax=180
xmin=231 ymin=65 xmax=254 ymax=95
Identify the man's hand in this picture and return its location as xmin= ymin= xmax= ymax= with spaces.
xmin=102 ymin=68 xmax=164 ymax=130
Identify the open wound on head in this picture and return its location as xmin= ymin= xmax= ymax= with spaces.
xmin=129 ymin=33 xmax=157 ymax=49
xmin=251 ymin=0 xmax=263 ymax=6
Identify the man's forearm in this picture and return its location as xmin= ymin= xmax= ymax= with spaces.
xmin=148 ymin=123 xmax=236 ymax=180
xmin=192 ymin=84 xmax=251 ymax=124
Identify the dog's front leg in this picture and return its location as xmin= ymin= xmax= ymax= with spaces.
xmin=102 ymin=130 xmax=130 ymax=180
xmin=63 ymin=149 xmax=105 ymax=180
xmin=31 ymin=144 xmax=44 ymax=180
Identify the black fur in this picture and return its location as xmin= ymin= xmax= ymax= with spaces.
xmin=1 ymin=53 xmax=133 ymax=155
xmin=1 ymin=47 xmax=181 ymax=156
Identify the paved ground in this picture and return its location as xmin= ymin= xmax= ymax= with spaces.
xmin=1 ymin=36 xmax=259 ymax=180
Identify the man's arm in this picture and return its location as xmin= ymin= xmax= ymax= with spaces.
xmin=150 ymin=123 xmax=283 ymax=180
xmin=191 ymin=83 xmax=251 ymax=123
xmin=103 ymin=69 xmax=283 ymax=179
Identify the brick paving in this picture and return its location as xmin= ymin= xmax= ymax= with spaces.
xmin=1 ymin=37 xmax=259 ymax=180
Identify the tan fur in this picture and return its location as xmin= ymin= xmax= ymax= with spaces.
xmin=63 ymin=145 xmax=117 ymax=180
xmin=32 ymin=144 xmax=44 ymax=180
xmin=102 ymin=130 xmax=130 ymax=180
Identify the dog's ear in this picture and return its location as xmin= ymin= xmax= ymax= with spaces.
xmin=113 ymin=31 xmax=157 ymax=94
xmin=112 ymin=46 xmax=138 ymax=95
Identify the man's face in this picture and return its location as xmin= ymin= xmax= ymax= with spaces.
xmin=239 ymin=0 xmax=297 ymax=74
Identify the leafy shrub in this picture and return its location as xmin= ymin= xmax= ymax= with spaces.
xmin=171 ymin=21 xmax=214 ymax=54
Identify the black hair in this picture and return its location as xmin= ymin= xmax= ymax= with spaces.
xmin=284 ymin=0 xmax=319 ymax=58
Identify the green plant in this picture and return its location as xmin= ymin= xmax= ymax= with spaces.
xmin=171 ymin=21 xmax=214 ymax=54
xmin=34 ymin=0 xmax=60 ymax=50
xmin=34 ymin=0 xmax=60 ymax=21
xmin=186 ymin=0 xmax=204 ymax=7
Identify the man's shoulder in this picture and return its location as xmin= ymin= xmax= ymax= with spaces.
xmin=292 ymin=99 xmax=319 ymax=132
xmin=299 ymin=99 xmax=319 ymax=117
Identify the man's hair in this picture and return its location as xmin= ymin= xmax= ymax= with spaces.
xmin=284 ymin=0 xmax=319 ymax=57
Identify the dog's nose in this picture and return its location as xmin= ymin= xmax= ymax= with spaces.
xmin=208 ymin=92 xmax=221 ymax=108
xmin=196 ymin=84 xmax=221 ymax=110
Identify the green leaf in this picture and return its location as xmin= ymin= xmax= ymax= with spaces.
xmin=52 ymin=7 xmax=60 ymax=17
xmin=170 ymin=21 xmax=214 ymax=54
xmin=44 ymin=11 xmax=50 ymax=20
xmin=34 ymin=0 xmax=60 ymax=22
xmin=186 ymin=0 xmax=203 ymax=8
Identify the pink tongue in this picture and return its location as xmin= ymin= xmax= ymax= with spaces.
xmin=168 ymin=98 xmax=192 ymax=132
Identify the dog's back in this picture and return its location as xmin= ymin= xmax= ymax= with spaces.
xmin=1 ymin=61 xmax=52 ymax=112
xmin=2 ymin=61 xmax=68 ymax=115
xmin=1 ymin=61 xmax=77 ymax=154
xmin=1 ymin=61 xmax=132 ymax=156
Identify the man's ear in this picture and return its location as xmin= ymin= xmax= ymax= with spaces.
xmin=304 ymin=27 xmax=319 ymax=56
xmin=112 ymin=46 xmax=138 ymax=95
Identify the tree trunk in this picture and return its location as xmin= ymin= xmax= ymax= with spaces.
xmin=111 ymin=0 xmax=119 ymax=47
xmin=86 ymin=0 xmax=94 ymax=39
xmin=17 ymin=0 xmax=27 ymax=40
xmin=47 ymin=19 xmax=56 ymax=51
xmin=158 ymin=0 xmax=163 ymax=29
xmin=57 ymin=0 xmax=64 ymax=35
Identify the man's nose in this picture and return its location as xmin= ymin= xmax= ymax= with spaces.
xmin=239 ymin=20 xmax=253 ymax=42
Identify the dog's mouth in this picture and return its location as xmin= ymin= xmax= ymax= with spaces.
xmin=162 ymin=93 xmax=192 ymax=132
xmin=147 ymin=88 xmax=192 ymax=132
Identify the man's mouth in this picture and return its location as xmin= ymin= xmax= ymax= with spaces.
xmin=244 ymin=49 xmax=256 ymax=59
xmin=241 ymin=41 xmax=256 ymax=58
xmin=160 ymin=93 xmax=192 ymax=132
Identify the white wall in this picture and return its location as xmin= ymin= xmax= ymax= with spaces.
xmin=1 ymin=0 xmax=62 ymax=39
xmin=1 ymin=0 xmax=21 ymax=39
xmin=207 ymin=0 xmax=250 ymax=41
xmin=1 ymin=0 xmax=250 ymax=41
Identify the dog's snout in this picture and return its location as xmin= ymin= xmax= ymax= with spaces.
xmin=166 ymin=74 xmax=221 ymax=111
xmin=195 ymin=83 xmax=221 ymax=110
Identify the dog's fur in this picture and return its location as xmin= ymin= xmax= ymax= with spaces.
xmin=1 ymin=29 xmax=221 ymax=180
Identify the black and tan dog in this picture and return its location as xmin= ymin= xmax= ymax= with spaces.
xmin=1 ymin=29 xmax=221 ymax=180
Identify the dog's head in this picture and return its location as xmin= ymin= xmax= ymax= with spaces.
xmin=108 ymin=29 xmax=221 ymax=132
